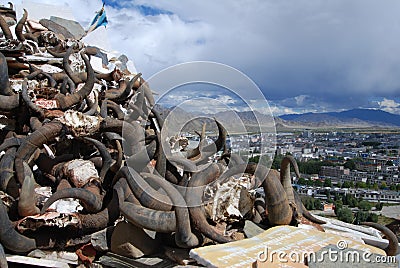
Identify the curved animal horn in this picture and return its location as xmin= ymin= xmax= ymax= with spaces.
xmin=190 ymin=119 xmax=227 ymax=165
xmin=280 ymin=156 xmax=325 ymax=224
xmin=83 ymin=90 xmax=98 ymax=116
xmin=186 ymin=123 xmax=206 ymax=159
xmin=0 ymin=147 xmax=18 ymax=198
xmin=0 ymin=201 xmax=36 ymax=253
xmin=0 ymin=242 xmax=6 ymax=268
xmin=84 ymin=137 xmax=113 ymax=182
xmin=15 ymin=121 xmax=63 ymax=162
xmin=112 ymin=72 xmax=142 ymax=102
xmin=0 ymin=14 xmax=13 ymax=40
xmin=0 ymin=136 xmax=22 ymax=152
xmin=18 ymin=161 xmax=40 ymax=217
xmin=0 ymin=52 xmax=13 ymax=96
xmin=186 ymin=163 xmax=234 ymax=243
xmin=141 ymin=172 xmax=199 ymax=248
xmin=106 ymin=100 xmax=125 ymax=119
xmin=120 ymin=201 xmax=177 ymax=233
xmin=361 ymin=222 xmax=399 ymax=256
xmin=293 ymin=190 xmax=326 ymax=224
xmin=259 ymin=165 xmax=293 ymax=225
xmin=280 ymin=155 xmax=298 ymax=205
xmin=75 ymin=178 xmax=131 ymax=233
xmin=15 ymin=9 xmax=27 ymax=42
xmin=56 ymin=51 xmax=95 ymax=110
xmin=62 ymin=46 xmax=83 ymax=84
xmin=41 ymin=188 xmax=102 ymax=214
xmin=22 ymin=78 xmax=44 ymax=118
xmin=113 ymin=166 xmax=172 ymax=211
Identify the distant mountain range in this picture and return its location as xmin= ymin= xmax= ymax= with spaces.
xmin=279 ymin=109 xmax=400 ymax=128
xmin=156 ymin=106 xmax=400 ymax=132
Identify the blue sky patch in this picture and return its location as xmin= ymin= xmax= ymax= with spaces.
xmin=136 ymin=5 xmax=173 ymax=16
xmin=105 ymin=1 xmax=173 ymax=16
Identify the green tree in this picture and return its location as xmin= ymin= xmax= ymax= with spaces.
xmin=271 ymin=154 xmax=284 ymax=170
xmin=324 ymin=178 xmax=332 ymax=187
xmin=297 ymin=178 xmax=307 ymax=185
xmin=375 ymin=202 xmax=383 ymax=211
xmin=314 ymin=180 xmax=323 ymax=187
xmin=343 ymin=194 xmax=358 ymax=208
xmin=379 ymin=182 xmax=387 ymax=190
xmin=344 ymin=159 xmax=356 ymax=170
xmin=373 ymin=183 xmax=379 ymax=190
xmin=342 ymin=181 xmax=353 ymax=188
xmin=303 ymin=197 xmax=315 ymax=210
xmin=334 ymin=200 xmax=343 ymax=215
xmin=367 ymin=213 xmax=378 ymax=223
xmin=248 ymin=155 xmax=260 ymax=163
xmin=314 ymin=199 xmax=323 ymax=210
xmin=355 ymin=211 xmax=369 ymax=224
xmin=337 ymin=208 xmax=354 ymax=223
xmin=358 ymin=200 xmax=372 ymax=211
xmin=396 ymin=184 xmax=400 ymax=191
xmin=355 ymin=181 xmax=367 ymax=189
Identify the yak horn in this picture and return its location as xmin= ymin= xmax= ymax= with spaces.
xmin=18 ymin=161 xmax=40 ymax=217
xmin=361 ymin=222 xmax=399 ymax=256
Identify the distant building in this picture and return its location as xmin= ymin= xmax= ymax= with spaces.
xmin=320 ymin=166 xmax=350 ymax=178
xmin=323 ymin=203 xmax=335 ymax=212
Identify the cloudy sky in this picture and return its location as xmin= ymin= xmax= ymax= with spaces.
xmin=11 ymin=0 xmax=400 ymax=115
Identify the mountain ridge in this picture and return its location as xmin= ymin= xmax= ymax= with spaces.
xmin=279 ymin=108 xmax=400 ymax=127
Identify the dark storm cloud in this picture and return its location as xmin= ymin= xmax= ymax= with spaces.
xmin=16 ymin=0 xmax=400 ymax=114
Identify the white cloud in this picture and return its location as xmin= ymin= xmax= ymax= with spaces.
xmin=215 ymin=95 xmax=236 ymax=105
xmin=378 ymin=98 xmax=400 ymax=114
xmin=294 ymin=95 xmax=308 ymax=106
xmin=12 ymin=0 xmax=400 ymax=113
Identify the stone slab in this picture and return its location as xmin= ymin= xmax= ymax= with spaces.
xmin=190 ymin=225 xmax=385 ymax=268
